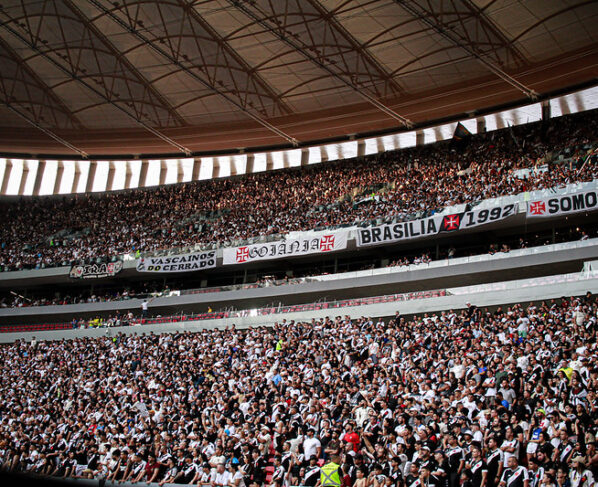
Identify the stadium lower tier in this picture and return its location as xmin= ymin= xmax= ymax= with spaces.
xmin=0 ymin=289 xmax=596 ymax=487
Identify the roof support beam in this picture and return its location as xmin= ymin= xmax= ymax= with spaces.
xmin=227 ymin=0 xmax=413 ymax=128
xmin=177 ymin=0 xmax=292 ymax=117
xmin=63 ymin=0 xmax=187 ymax=128
xmin=4 ymin=103 xmax=88 ymax=157
xmin=88 ymin=0 xmax=299 ymax=146
xmin=395 ymin=0 xmax=538 ymax=100
xmin=0 ymin=17 xmax=192 ymax=155
xmin=0 ymin=37 xmax=83 ymax=130
xmin=304 ymin=0 xmax=406 ymax=97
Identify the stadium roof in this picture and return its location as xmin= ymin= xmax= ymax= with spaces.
xmin=0 ymin=0 xmax=596 ymax=158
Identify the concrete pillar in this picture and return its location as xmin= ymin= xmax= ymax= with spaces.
xmin=106 ymin=161 xmax=116 ymax=191
xmin=85 ymin=161 xmax=97 ymax=193
xmin=265 ymin=153 xmax=274 ymax=172
xmin=19 ymin=160 xmax=30 ymax=195
xmin=282 ymin=151 xmax=291 ymax=169
xmin=1 ymin=160 xmax=14 ymax=195
xmin=357 ymin=140 xmax=366 ymax=157
xmin=71 ymin=161 xmax=82 ymax=193
xmin=300 ymin=149 xmax=309 ymax=167
xmin=416 ymin=131 xmax=425 ymax=146
xmin=541 ymin=100 xmax=551 ymax=121
xmin=139 ymin=160 xmax=149 ymax=187
xmin=246 ymin=154 xmax=255 ymax=174
xmin=176 ymin=159 xmax=185 ymax=183
xmin=159 ymin=160 xmax=168 ymax=186
xmin=230 ymin=157 xmax=239 ymax=177
xmin=33 ymin=160 xmax=46 ymax=196
xmin=124 ymin=161 xmax=134 ymax=189
xmin=212 ymin=159 xmax=220 ymax=179
xmin=476 ymin=117 xmax=486 ymax=134
xmin=320 ymin=146 xmax=328 ymax=162
xmin=53 ymin=161 xmax=64 ymax=194
xmin=192 ymin=158 xmax=201 ymax=180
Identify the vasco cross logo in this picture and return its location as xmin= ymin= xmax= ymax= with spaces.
xmin=319 ymin=235 xmax=335 ymax=251
xmin=443 ymin=214 xmax=460 ymax=231
xmin=529 ymin=201 xmax=546 ymax=215
xmin=236 ymin=246 xmax=249 ymax=263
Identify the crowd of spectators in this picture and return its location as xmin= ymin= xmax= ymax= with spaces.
xmin=0 ymin=295 xmax=596 ymax=487
xmin=0 ymin=110 xmax=597 ymax=271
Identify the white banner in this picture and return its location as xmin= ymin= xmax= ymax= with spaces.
xmin=357 ymin=203 xmax=519 ymax=247
xmin=223 ymin=230 xmax=349 ymax=265
xmin=136 ymin=250 xmax=216 ymax=273
xmin=527 ymin=189 xmax=598 ymax=218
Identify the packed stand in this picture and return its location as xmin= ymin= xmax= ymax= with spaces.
xmin=1 ymin=110 xmax=598 ymax=271
xmin=0 ymin=295 xmax=596 ymax=487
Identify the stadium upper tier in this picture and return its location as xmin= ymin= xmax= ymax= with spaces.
xmin=1 ymin=109 xmax=597 ymax=271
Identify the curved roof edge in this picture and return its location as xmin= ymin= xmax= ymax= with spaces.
xmin=0 ymin=82 xmax=597 ymax=197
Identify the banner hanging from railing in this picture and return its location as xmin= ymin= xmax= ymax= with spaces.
xmin=70 ymin=261 xmax=123 ymax=279
xmin=136 ymin=250 xmax=216 ymax=273
xmin=357 ymin=203 xmax=519 ymax=247
xmin=223 ymin=230 xmax=349 ymax=265
xmin=527 ymin=189 xmax=598 ymax=218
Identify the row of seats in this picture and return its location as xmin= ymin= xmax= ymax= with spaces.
xmin=0 ymin=323 xmax=71 ymax=333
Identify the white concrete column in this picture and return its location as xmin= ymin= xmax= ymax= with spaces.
xmin=159 ymin=160 xmax=168 ymax=186
xmin=212 ymin=159 xmax=220 ymax=179
xmin=85 ymin=161 xmax=97 ymax=193
xmin=357 ymin=140 xmax=366 ymax=157
xmin=265 ymin=153 xmax=274 ymax=172
xmin=53 ymin=161 xmax=64 ymax=194
xmin=106 ymin=161 xmax=116 ymax=191
xmin=1 ymin=160 xmax=14 ymax=195
xmin=139 ymin=160 xmax=150 ymax=187
xmin=33 ymin=160 xmax=46 ymax=196
xmin=246 ymin=154 xmax=255 ymax=173
xmin=192 ymin=158 xmax=201 ymax=180
xmin=176 ymin=159 xmax=185 ymax=183
xmin=477 ymin=117 xmax=486 ymax=134
xmin=124 ymin=161 xmax=134 ymax=189
xmin=71 ymin=161 xmax=82 ymax=193
xmin=19 ymin=160 xmax=30 ymax=195
xmin=300 ymin=148 xmax=309 ymax=166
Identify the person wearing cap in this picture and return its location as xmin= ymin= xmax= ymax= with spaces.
xmin=569 ymin=456 xmax=594 ymax=487
xmin=318 ymin=454 xmax=343 ymax=487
